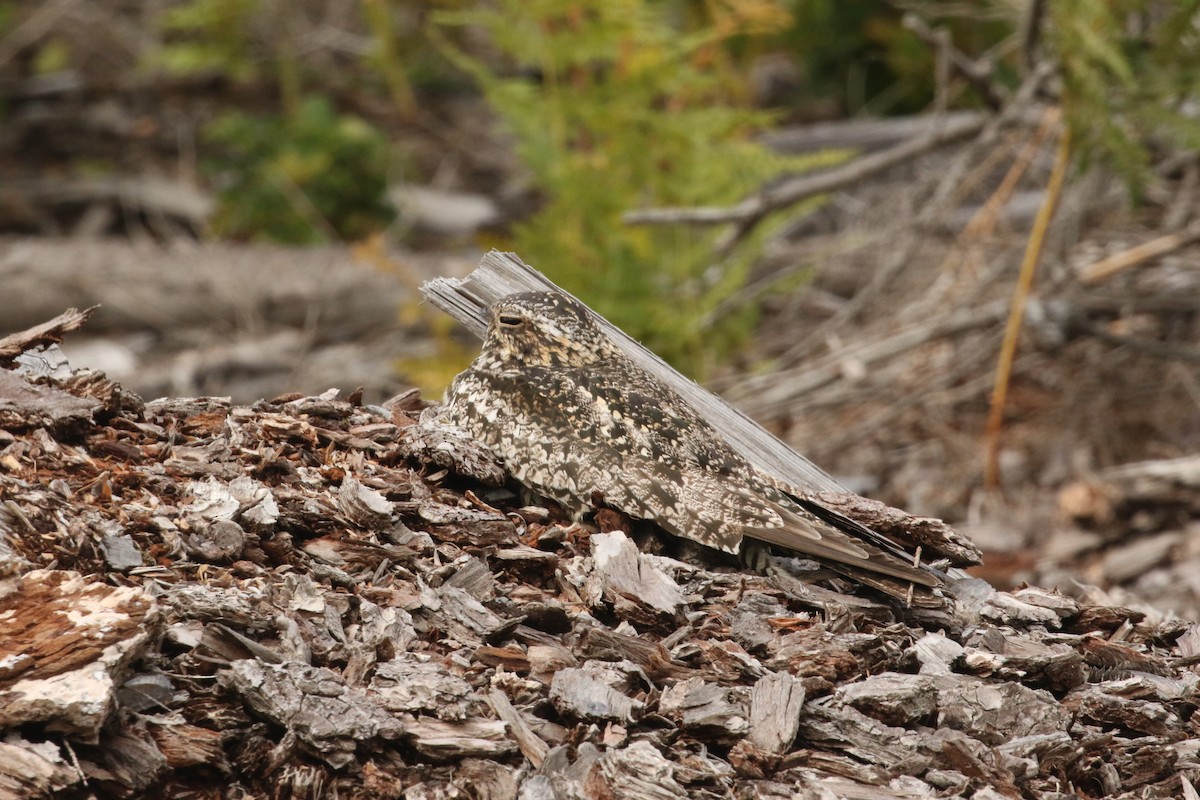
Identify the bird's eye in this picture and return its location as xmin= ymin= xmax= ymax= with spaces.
xmin=498 ymin=314 xmax=523 ymax=327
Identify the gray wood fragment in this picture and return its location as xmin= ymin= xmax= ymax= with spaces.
xmin=962 ymin=628 xmax=1087 ymax=692
xmin=659 ymin=677 xmax=750 ymax=739
xmin=182 ymin=517 xmax=245 ymax=563
xmin=219 ymin=660 xmax=405 ymax=769
xmin=797 ymin=700 xmax=930 ymax=772
xmin=0 ymin=737 xmax=78 ymax=799
xmin=368 ymin=655 xmax=476 ymax=720
xmin=549 ymin=663 xmax=644 ymax=724
xmin=102 ymin=531 xmax=145 ymax=569
xmin=452 ymin=757 xmax=523 ymax=799
xmin=517 ymin=774 xmax=556 ymax=800
xmin=725 ymin=592 xmax=791 ymax=653
xmin=95 ymin=726 xmax=169 ymax=790
xmin=933 ymin=677 xmax=1072 ymax=745
xmin=747 ymin=671 xmax=806 ymax=753
xmin=1065 ymin=690 xmax=1184 ymax=737
xmin=0 ymin=369 xmax=99 ymax=429
xmin=596 ymin=741 xmax=688 ymax=800
xmin=579 ymin=530 xmax=684 ymax=614
xmin=444 ymin=555 xmax=497 ymax=600
xmin=981 ymin=592 xmax=1066 ymax=627
xmin=401 ymin=416 xmax=506 ymax=485
xmin=416 ymin=584 xmax=518 ymax=647
xmin=835 ymin=672 xmax=935 ymax=727
xmin=337 ymin=475 xmax=395 ymax=528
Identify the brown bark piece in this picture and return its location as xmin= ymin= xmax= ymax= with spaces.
xmin=0 ymin=570 xmax=160 ymax=740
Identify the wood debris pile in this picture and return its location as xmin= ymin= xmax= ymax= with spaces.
xmin=2 ymin=312 xmax=1199 ymax=800
xmin=1046 ymin=457 xmax=1200 ymax=620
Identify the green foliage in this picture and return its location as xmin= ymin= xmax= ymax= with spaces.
xmin=1048 ymin=0 xmax=1200 ymax=194
xmin=204 ymin=96 xmax=396 ymax=244
xmin=434 ymin=0 xmax=836 ymax=375
xmin=32 ymin=37 xmax=71 ymax=74
xmin=779 ymin=1 xmax=1013 ymax=114
xmin=159 ymin=0 xmax=263 ymax=80
xmin=361 ymin=0 xmax=418 ymax=119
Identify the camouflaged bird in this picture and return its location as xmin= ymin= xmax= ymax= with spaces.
xmin=438 ymin=291 xmax=940 ymax=596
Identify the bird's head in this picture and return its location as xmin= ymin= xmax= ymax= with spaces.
xmin=481 ymin=292 xmax=619 ymax=368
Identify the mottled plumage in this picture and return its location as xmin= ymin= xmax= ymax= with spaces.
xmin=439 ymin=291 xmax=939 ymax=592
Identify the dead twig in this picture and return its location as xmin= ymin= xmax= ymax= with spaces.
xmin=1077 ymin=222 xmax=1200 ymax=285
xmin=1076 ymin=319 xmax=1200 ymax=364
xmin=903 ymin=13 xmax=1009 ymax=110
xmin=758 ymin=112 xmax=984 ymax=156
xmin=776 ymin=72 xmax=1057 ymax=370
xmin=731 ymin=299 xmax=1010 ymax=418
xmin=622 ymin=114 xmax=986 ymax=228
xmin=961 ymin=107 xmax=1059 ymax=239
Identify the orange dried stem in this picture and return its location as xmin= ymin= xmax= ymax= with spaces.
xmin=983 ymin=120 xmax=1072 ymax=489
xmin=963 ymin=107 xmax=1059 ymax=239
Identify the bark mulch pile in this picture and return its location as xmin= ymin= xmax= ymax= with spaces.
xmin=1 ymin=310 xmax=1198 ymax=799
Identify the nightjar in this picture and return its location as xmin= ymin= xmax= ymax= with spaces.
xmin=437 ymin=291 xmax=940 ymax=594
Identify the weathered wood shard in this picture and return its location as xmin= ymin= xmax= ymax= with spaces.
xmin=579 ymin=530 xmax=685 ymax=615
xmin=0 ymin=307 xmax=96 ymax=362
xmin=549 ymin=662 xmax=645 ymax=724
xmin=746 ymin=670 xmax=806 ymax=753
xmin=0 ymin=737 xmax=78 ymax=800
xmin=2 ymin=301 xmax=1198 ymax=798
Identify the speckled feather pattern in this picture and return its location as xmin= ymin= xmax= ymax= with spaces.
xmin=438 ymin=292 xmax=937 ymax=587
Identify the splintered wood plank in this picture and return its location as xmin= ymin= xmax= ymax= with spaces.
xmin=420 ymin=250 xmax=845 ymax=494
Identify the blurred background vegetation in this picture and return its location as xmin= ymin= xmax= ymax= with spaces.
xmin=1 ymin=0 xmax=1198 ymax=376
xmin=6 ymin=0 xmax=1200 ymax=625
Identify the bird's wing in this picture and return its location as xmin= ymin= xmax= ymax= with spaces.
xmin=744 ymin=506 xmax=938 ymax=587
xmin=483 ymin=366 xmax=767 ymax=546
xmin=491 ymin=366 xmax=937 ymax=587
